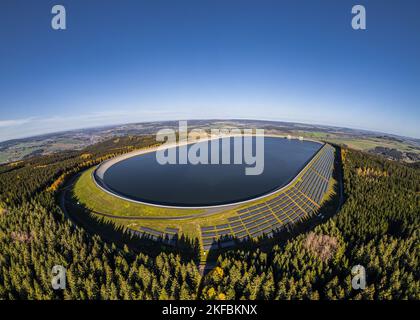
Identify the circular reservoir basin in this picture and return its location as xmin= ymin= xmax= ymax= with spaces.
xmin=95 ymin=137 xmax=322 ymax=207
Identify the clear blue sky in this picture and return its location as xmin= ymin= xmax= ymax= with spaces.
xmin=0 ymin=0 xmax=419 ymax=141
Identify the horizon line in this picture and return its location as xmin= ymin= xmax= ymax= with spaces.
xmin=1 ymin=117 xmax=419 ymax=144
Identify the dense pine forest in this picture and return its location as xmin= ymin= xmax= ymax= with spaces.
xmin=0 ymin=136 xmax=418 ymax=299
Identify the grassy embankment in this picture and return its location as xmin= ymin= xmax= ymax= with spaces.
xmin=72 ymin=167 xmax=240 ymax=239
xmin=71 ymin=145 xmax=332 ymax=240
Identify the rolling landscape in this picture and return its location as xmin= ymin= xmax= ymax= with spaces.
xmin=2 ymin=119 xmax=419 ymax=164
xmin=0 ymin=120 xmax=418 ymax=300
xmin=0 ymin=0 xmax=419 ymax=311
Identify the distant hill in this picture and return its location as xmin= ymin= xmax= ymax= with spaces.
xmin=1 ymin=119 xmax=419 ymax=164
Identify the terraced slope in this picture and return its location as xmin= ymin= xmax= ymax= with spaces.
xmin=200 ymin=144 xmax=335 ymax=250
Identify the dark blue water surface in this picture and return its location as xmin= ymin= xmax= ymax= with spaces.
xmin=102 ymin=137 xmax=322 ymax=207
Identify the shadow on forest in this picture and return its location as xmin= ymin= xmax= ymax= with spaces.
xmin=63 ymin=190 xmax=201 ymax=262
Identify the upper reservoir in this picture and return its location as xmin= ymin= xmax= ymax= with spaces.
xmin=96 ymin=137 xmax=322 ymax=207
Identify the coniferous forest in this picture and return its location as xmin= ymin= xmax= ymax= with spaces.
xmin=0 ymin=136 xmax=418 ymax=299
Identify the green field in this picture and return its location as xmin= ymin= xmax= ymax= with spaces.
xmin=74 ymin=168 xmax=205 ymax=218
xmin=300 ymin=131 xmax=420 ymax=154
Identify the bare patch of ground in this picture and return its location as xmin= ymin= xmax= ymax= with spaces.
xmin=356 ymin=167 xmax=388 ymax=178
xmin=11 ymin=231 xmax=35 ymax=243
xmin=304 ymin=232 xmax=338 ymax=262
